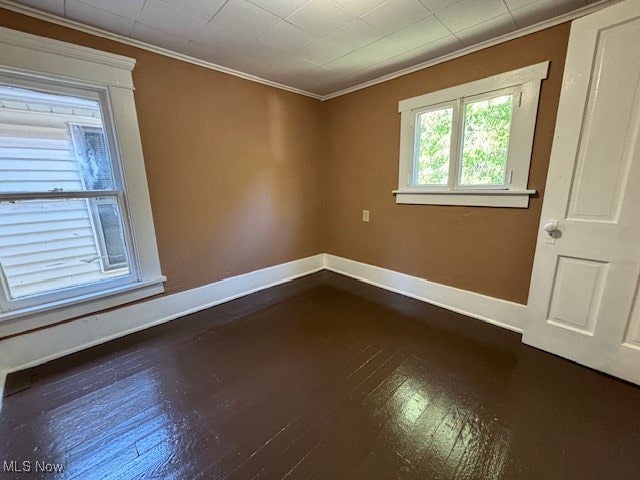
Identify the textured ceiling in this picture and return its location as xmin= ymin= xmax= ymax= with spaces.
xmin=10 ymin=0 xmax=604 ymax=96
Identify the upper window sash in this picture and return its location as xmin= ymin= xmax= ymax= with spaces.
xmin=0 ymin=71 xmax=127 ymax=194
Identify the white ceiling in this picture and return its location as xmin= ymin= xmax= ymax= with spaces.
xmin=10 ymin=0 xmax=604 ymax=96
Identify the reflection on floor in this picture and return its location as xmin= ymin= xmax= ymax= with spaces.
xmin=1 ymin=271 xmax=639 ymax=479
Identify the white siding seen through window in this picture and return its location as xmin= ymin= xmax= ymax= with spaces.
xmin=0 ymin=85 xmax=132 ymax=303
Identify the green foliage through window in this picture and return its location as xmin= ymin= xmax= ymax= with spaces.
xmin=413 ymin=94 xmax=512 ymax=188
xmin=415 ymin=107 xmax=452 ymax=185
xmin=460 ymin=95 xmax=512 ymax=185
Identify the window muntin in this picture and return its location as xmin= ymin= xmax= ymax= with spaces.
xmin=0 ymin=80 xmax=136 ymax=312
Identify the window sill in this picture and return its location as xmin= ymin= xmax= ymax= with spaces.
xmin=393 ymin=189 xmax=536 ymax=208
xmin=0 ymin=277 xmax=166 ymax=337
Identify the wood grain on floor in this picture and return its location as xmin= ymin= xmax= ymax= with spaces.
xmin=1 ymin=271 xmax=639 ymax=479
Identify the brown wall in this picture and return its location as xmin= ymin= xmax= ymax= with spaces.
xmin=0 ymin=9 xmax=570 ymax=307
xmin=322 ymin=24 xmax=571 ymax=304
xmin=0 ymin=9 xmax=325 ymax=295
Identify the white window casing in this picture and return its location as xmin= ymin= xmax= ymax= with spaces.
xmin=395 ymin=61 xmax=549 ymax=208
xmin=0 ymin=27 xmax=165 ymax=335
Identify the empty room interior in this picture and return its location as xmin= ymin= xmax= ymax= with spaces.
xmin=1 ymin=0 xmax=640 ymax=478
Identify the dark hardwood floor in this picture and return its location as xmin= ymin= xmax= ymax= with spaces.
xmin=1 ymin=271 xmax=639 ymax=479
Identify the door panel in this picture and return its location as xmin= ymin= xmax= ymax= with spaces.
xmin=547 ymin=256 xmax=607 ymax=334
xmin=567 ymin=18 xmax=640 ymax=221
xmin=524 ymin=0 xmax=640 ymax=385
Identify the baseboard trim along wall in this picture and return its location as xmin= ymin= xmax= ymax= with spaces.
xmin=0 ymin=253 xmax=527 ymax=406
xmin=324 ymin=254 xmax=527 ymax=334
xmin=0 ymin=253 xmax=324 ymax=409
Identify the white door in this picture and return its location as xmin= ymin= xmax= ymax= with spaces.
xmin=524 ymin=0 xmax=640 ymax=385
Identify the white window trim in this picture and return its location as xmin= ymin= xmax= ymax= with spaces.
xmin=394 ymin=61 xmax=549 ymax=208
xmin=0 ymin=27 xmax=165 ymax=334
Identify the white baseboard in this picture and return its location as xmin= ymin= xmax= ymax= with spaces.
xmin=0 ymin=253 xmax=324 ymax=409
xmin=0 ymin=252 xmax=527 ymax=408
xmin=324 ymin=254 xmax=526 ymax=334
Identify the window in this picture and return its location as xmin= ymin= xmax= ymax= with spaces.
xmin=0 ymin=27 xmax=164 ymax=334
xmin=395 ymin=62 xmax=549 ymax=207
xmin=0 ymin=84 xmax=133 ymax=307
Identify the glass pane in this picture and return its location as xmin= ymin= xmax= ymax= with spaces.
xmin=73 ymin=125 xmax=113 ymax=190
xmin=0 ymin=197 xmax=130 ymax=300
xmin=414 ymin=107 xmax=453 ymax=186
xmin=96 ymin=200 xmax=128 ymax=269
xmin=0 ymin=84 xmax=115 ymax=193
xmin=460 ymin=94 xmax=512 ymax=186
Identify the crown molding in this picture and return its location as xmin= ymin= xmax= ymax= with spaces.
xmin=0 ymin=0 xmax=323 ymax=100
xmin=320 ymin=0 xmax=618 ymax=101
xmin=0 ymin=0 xmax=618 ymax=102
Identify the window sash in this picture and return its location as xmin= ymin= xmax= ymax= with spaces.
xmin=411 ymin=101 xmax=458 ymax=189
xmin=409 ymin=86 xmax=517 ymax=191
xmin=0 ymin=191 xmax=137 ymax=312
xmin=457 ymin=87 xmax=517 ymax=189
xmin=0 ymin=73 xmax=128 ymax=193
